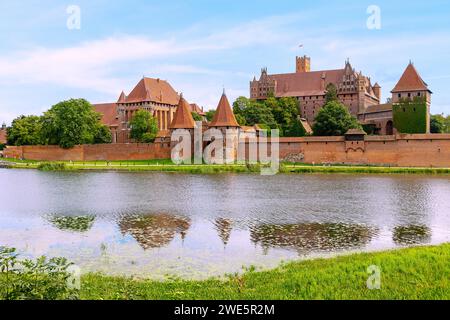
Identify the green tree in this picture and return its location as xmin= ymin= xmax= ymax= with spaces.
xmin=130 ymin=110 xmax=158 ymax=143
xmin=41 ymin=99 xmax=109 ymax=148
xmin=313 ymin=101 xmax=361 ymax=136
xmin=7 ymin=115 xmax=43 ymax=146
xmin=325 ymin=83 xmax=338 ymax=103
xmin=205 ymin=110 xmax=216 ymax=122
xmin=235 ymin=113 xmax=247 ymax=126
xmin=271 ymin=97 xmax=303 ymax=136
xmin=430 ymin=114 xmax=445 ymax=133
xmin=191 ymin=112 xmax=203 ymax=122
xmin=94 ymin=124 xmax=112 ymax=144
xmin=445 ymin=115 xmax=450 ymax=133
xmin=232 ymin=96 xmax=278 ymax=129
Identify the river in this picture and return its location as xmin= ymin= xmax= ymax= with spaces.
xmin=0 ymin=169 xmax=449 ymax=279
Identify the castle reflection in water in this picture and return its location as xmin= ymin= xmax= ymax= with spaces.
xmin=46 ymin=213 xmax=433 ymax=253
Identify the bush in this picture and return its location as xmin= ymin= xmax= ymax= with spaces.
xmin=37 ymin=162 xmax=67 ymax=171
xmin=0 ymin=247 xmax=78 ymax=300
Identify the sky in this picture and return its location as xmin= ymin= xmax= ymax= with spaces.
xmin=0 ymin=0 xmax=449 ymax=125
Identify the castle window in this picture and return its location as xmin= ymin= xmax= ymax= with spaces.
xmin=408 ymin=93 xmax=411 ymax=98
xmin=398 ymin=93 xmax=401 ymax=98
xmin=418 ymin=92 xmax=421 ymax=96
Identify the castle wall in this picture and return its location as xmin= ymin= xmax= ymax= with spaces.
xmin=4 ymin=143 xmax=171 ymax=161
xmin=3 ymin=134 xmax=450 ymax=168
xmin=276 ymin=134 xmax=450 ymax=167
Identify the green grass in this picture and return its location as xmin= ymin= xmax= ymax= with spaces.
xmin=80 ymin=244 xmax=450 ymax=300
xmin=3 ymin=158 xmax=450 ymax=175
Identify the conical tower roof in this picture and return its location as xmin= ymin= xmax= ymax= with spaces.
xmin=209 ymin=92 xmax=239 ymax=127
xmin=391 ymin=62 xmax=431 ymax=93
xmin=117 ymin=91 xmax=126 ymax=103
xmin=170 ymin=94 xmax=195 ymax=129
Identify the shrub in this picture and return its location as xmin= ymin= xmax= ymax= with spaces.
xmin=37 ymin=162 xmax=67 ymax=171
xmin=0 ymin=247 xmax=78 ymax=300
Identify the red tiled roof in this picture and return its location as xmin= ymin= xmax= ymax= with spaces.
xmin=364 ymin=103 xmax=392 ymax=114
xmin=123 ymin=77 xmax=180 ymax=105
xmin=170 ymin=95 xmax=195 ymax=129
xmin=391 ymin=63 xmax=430 ymax=93
xmin=270 ymin=69 xmax=345 ymax=97
xmin=0 ymin=129 xmax=7 ymax=144
xmin=190 ymin=103 xmax=205 ymax=116
xmin=93 ymin=103 xmax=119 ymax=127
xmin=209 ymin=93 xmax=239 ymax=127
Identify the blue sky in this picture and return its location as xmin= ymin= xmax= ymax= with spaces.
xmin=1 ymin=0 xmax=449 ymax=124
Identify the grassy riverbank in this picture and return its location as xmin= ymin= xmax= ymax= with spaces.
xmin=2 ymin=158 xmax=450 ymax=174
xmin=80 ymin=243 xmax=450 ymax=299
xmin=1 ymin=244 xmax=449 ymax=299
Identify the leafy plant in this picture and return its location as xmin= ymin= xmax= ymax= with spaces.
xmin=0 ymin=247 xmax=78 ymax=300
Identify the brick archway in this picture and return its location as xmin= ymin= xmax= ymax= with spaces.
xmin=386 ymin=120 xmax=394 ymax=135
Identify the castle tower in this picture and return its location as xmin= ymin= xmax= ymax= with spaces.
xmin=356 ymin=71 xmax=367 ymax=115
xmin=373 ymin=82 xmax=381 ymax=100
xmin=391 ymin=62 xmax=432 ymax=133
xmin=169 ymin=94 xmax=196 ymax=160
xmin=296 ymin=55 xmax=311 ymax=73
xmin=169 ymin=93 xmax=196 ymax=131
xmin=209 ymin=90 xmax=240 ymax=163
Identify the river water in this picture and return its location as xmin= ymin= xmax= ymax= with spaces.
xmin=0 ymin=169 xmax=449 ymax=279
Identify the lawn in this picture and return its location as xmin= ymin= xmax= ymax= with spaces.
xmin=3 ymin=158 xmax=450 ymax=174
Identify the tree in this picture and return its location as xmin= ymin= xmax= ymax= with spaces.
xmin=271 ymin=97 xmax=302 ymax=136
xmin=284 ymin=119 xmax=306 ymax=137
xmin=325 ymin=83 xmax=338 ymax=103
xmin=232 ymin=96 xmax=278 ymax=129
xmin=235 ymin=113 xmax=247 ymax=126
xmin=94 ymin=124 xmax=112 ymax=144
xmin=129 ymin=109 xmax=158 ymax=143
xmin=41 ymin=99 xmax=109 ymax=148
xmin=430 ymin=114 xmax=445 ymax=133
xmin=445 ymin=115 xmax=450 ymax=133
xmin=191 ymin=112 xmax=203 ymax=122
xmin=7 ymin=115 xmax=43 ymax=146
xmin=205 ymin=110 xmax=216 ymax=122
xmin=313 ymin=101 xmax=361 ymax=136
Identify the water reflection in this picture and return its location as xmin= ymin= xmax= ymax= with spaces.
xmin=0 ymin=169 xmax=449 ymax=279
xmin=214 ymin=218 xmax=233 ymax=246
xmin=393 ymin=225 xmax=432 ymax=245
xmin=118 ymin=214 xmax=191 ymax=249
xmin=47 ymin=215 xmax=96 ymax=233
xmin=250 ymin=223 xmax=376 ymax=253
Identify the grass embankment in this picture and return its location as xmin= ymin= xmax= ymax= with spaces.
xmin=3 ymin=158 xmax=450 ymax=174
xmin=80 ymin=244 xmax=450 ymax=300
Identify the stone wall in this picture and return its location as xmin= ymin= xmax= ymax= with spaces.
xmin=3 ymin=134 xmax=450 ymax=167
